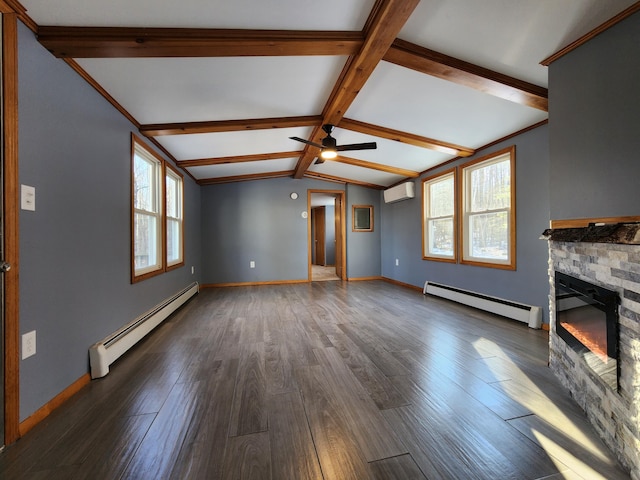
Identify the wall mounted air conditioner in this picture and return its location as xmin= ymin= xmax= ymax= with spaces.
xmin=383 ymin=181 xmax=415 ymax=204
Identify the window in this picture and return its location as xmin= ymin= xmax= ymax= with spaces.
xmin=422 ymin=169 xmax=456 ymax=262
xmin=165 ymin=164 xmax=184 ymax=269
xmin=131 ymin=135 xmax=184 ymax=282
xmin=132 ymin=138 xmax=163 ymax=280
xmin=460 ymin=146 xmax=515 ymax=269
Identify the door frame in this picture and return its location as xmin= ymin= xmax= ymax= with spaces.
xmin=2 ymin=10 xmax=20 ymax=445
xmin=307 ymin=190 xmax=346 ymax=281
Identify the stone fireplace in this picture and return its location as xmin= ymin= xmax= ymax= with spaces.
xmin=544 ymin=222 xmax=640 ymax=478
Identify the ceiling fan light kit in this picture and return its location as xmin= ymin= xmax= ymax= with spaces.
xmin=290 ymin=124 xmax=377 ymax=164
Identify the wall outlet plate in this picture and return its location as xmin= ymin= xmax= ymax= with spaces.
xmin=22 ymin=330 xmax=36 ymax=359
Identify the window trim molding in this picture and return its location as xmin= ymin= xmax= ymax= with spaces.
xmin=165 ymin=161 xmax=184 ymax=271
xmin=422 ymin=167 xmax=457 ymax=263
xmin=458 ymin=145 xmax=516 ymax=270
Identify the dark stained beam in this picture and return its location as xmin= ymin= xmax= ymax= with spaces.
xmin=339 ymin=118 xmax=474 ymax=157
xmin=385 ymin=39 xmax=548 ymax=111
xmin=141 ymin=115 xmax=322 ymax=137
xmin=177 ymin=151 xmax=303 ymax=168
xmin=294 ymin=0 xmax=421 ymax=178
xmin=37 ymin=27 xmax=363 ymax=58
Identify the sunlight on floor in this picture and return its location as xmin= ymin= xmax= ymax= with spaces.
xmin=472 ymin=338 xmax=613 ymax=464
xmin=532 ymin=430 xmax=612 ymax=480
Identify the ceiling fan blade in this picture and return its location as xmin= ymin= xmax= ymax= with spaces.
xmin=336 ymin=142 xmax=377 ymax=152
xmin=289 ymin=136 xmax=324 ymax=149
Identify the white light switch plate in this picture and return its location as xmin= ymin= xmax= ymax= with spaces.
xmin=21 ymin=185 xmax=36 ymax=211
xmin=22 ymin=330 xmax=36 ymax=359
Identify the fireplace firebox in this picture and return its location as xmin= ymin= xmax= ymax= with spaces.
xmin=555 ymin=271 xmax=620 ymax=390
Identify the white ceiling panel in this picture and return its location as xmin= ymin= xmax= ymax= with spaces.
xmin=22 ymin=0 xmax=376 ymax=30
xmin=78 ymin=56 xmax=348 ymax=124
xmin=156 ymin=127 xmax=314 ymax=160
xmin=345 ymin=61 xmax=548 ymax=149
xmin=399 ymin=0 xmax=638 ymax=87
xmin=187 ymin=158 xmax=298 ymax=180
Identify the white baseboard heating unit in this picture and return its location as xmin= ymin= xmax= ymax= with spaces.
xmin=89 ymin=282 xmax=199 ymax=379
xmin=423 ymin=281 xmax=542 ymax=329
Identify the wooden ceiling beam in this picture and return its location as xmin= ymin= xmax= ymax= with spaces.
xmin=177 ymin=151 xmax=303 ymax=168
xmin=328 ymin=155 xmax=419 ymax=178
xmin=37 ymin=27 xmax=363 ymax=58
xmin=141 ymin=115 xmax=322 ymax=136
xmin=197 ymin=170 xmax=294 ymax=185
xmin=294 ymin=0 xmax=420 ymax=178
xmin=338 ymin=117 xmax=475 ymax=157
xmin=303 ymin=171 xmax=385 ymax=190
xmin=385 ymin=39 xmax=548 ymax=111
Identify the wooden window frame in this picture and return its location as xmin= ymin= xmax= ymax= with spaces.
xmin=131 ymin=135 xmax=165 ymax=282
xmin=459 ymin=146 xmax=516 ymax=270
xmin=165 ymin=162 xmax=184 ymax=270
xmin=422 ymin=168 xmax=457 ymax=263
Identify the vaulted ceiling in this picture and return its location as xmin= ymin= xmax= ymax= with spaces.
xmin=18 ymin=0 xmax=638 ymax=189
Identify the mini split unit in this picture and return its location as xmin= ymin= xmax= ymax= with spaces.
xmin=383 ymin=181 xmax=415 ymax=204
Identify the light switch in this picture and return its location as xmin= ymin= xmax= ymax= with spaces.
xmin=21 ymin=185 xmax=36 ymax=211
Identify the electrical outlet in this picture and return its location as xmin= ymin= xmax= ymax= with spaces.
xmin=22 ymin=330 xmax=36 ymax=359
xmin=250 ymin=261 xmax=256 ymax=269
xmin=395 ymin=258 xmax=399 ymax=266
xmin=191 ymin=266 xmax=194 ymax=274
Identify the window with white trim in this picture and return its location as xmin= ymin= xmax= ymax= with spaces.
xmin=422 ymin=169 xmax=456 ymax=261
xmin=165 ymin=164 xmax=184 ymax=269
xmin=460 ymin=146 xmax=515 ymax=269
xmin=132 ymin=139 xmax=163 ymax=280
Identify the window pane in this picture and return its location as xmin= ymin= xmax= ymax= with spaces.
xmin=469 ymin=159 xmax=510 ymax=212
xmin=166 ymin=174 xmax=177 ymax=218
xmin=428 ymin=218 xmax=454 ymax=256
xmin=469 ymin=211 xmax=508 ymax=260
xmin=167 ymin=218 xmax=180 ymax=263
xmin=134 ymin=212 xmax=158 ymax=270
xmin=134 ymin=154 xmax=156 ymax=212
xmin=430 ymin=176 xmax=454 ymax=217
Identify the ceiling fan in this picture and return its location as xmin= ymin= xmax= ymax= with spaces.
xmin=290 ymin=124 xmax=377 ymax=164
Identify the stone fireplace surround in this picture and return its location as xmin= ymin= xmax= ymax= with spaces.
xmin=544 ymin=222 xmax=640 ymax=478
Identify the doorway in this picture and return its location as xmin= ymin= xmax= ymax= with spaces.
xmin=308 ymin=190 xmax=345 ymax=282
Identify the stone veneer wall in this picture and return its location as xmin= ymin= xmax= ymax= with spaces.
xmin=549 ymin=241 xmax=640 ymax=479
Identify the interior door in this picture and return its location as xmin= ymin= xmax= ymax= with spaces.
xmin=313 ymin=207 xmax=326 ymax=265
xmin=334 ymin=196 xmax=343 ymax=279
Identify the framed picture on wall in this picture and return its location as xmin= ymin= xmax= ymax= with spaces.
xmin=352 ymin=205 xmax=373 ymax=232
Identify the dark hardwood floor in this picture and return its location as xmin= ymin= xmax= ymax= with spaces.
xmin=0 ymin=281 xmax=630 ymax=479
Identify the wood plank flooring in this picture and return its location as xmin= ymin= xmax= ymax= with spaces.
xmin=0 ymin=281 xmax=631 ymax=479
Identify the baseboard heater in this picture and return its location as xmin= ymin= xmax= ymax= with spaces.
xmin=423 ymin=281 xmax=542 ymax=329
xmin=89 ymin=282 xmax=199 ymax=379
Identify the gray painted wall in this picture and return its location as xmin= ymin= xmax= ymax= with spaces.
xmin=18 ymin=23 xmax=201 ymax=420
xmin=346 ymin=184 xmax=382 ymax=279
xmin=200 ymin=178 xmax=350 ymax=284
xmin=381 ymin=125 xmax=551 ymax=322
xmin=549 ymin=12 xmax=640 ymax=220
